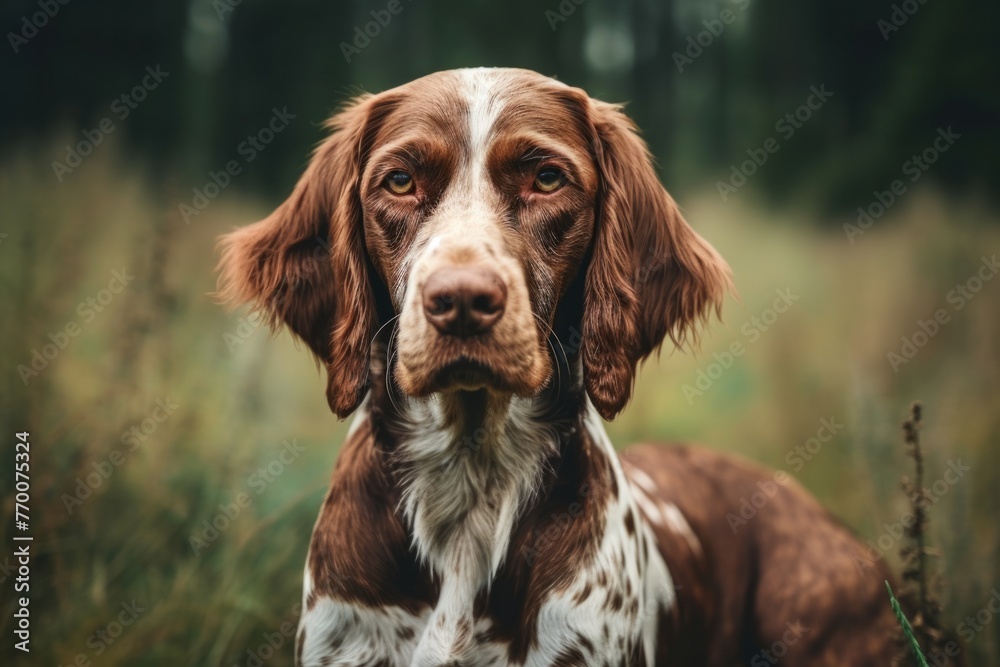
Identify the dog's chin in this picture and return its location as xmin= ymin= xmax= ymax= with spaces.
xmin=428 ymin=360 xmax=512 ymax=394
xmin=395 ymin=353 xmax=551 ymax=399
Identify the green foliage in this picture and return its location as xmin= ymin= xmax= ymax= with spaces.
xmin=888 ymin=581 xmax=931 ymax=667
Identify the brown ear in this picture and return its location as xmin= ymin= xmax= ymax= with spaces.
xmin=216 ymin=96 xmax=379 ymax=419
xmin=583 ymin=100 xmax=733 ymax=420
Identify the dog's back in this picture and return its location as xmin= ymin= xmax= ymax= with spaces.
xmin=624 ymin=445 xmax=900 ymax=666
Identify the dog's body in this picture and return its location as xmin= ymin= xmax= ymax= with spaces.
xmin=218 ymin=68 xmax=899 ymax=666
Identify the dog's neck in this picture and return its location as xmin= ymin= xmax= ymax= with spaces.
xmin=366 ymin=338 xmax=594 ymax=596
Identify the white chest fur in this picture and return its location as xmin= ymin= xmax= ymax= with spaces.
xmin=296 ymin=402 xmax=676 ymax=666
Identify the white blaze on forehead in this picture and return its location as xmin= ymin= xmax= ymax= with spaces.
xmin=404 ymin=68 xmax=510 ymax=265
xmin=459 ymin=68 xmax=508 ymax=181
xmin=396 ymin=68 xmax=513 ymax=299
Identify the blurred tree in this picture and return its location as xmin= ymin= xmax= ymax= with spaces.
xmin=1 ymin=0 xmax=995 ymax=216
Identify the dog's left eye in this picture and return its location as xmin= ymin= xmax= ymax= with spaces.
xmin=534 ymin=167 xmax=565 ymax=193
xmin=386 ymin=170 xmax=414 ymax=194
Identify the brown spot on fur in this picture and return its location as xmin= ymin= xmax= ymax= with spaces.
xmin=553 ymin=646 xmax=587 ymax=667
xmin=307 ymin=422 xmax=437 ymax=612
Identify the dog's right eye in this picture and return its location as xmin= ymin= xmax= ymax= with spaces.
xmin=534 ymin=167 xmax=565 ymax=193
xmin=386 ymin=170 xmax=414 ymax=195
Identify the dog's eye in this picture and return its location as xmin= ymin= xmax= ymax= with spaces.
xmin=386 ymin=170 xmax=414 ymax=194
xmin=534 ymin=167 xmax=565 ymax=193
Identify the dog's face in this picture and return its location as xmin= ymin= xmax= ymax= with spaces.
xmin=362 ymin=70 xmax=600 ymax=399
xmin=218 ymin=68 xmax=731 ymax=420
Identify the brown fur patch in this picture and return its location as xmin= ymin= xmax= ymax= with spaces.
xmin=307 ymin=421 xmax=437 ymax=612
xmin=624 ymin=444 xmax=901 ymax=666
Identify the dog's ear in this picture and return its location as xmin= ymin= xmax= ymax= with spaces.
xmin=582 ymin=100 xmax=732 ymax=420
xmin=216 ymin=96 xmax=383 ymax=419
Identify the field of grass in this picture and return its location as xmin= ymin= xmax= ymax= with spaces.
xmin=1 ymin=143 xmax=997 ymax=665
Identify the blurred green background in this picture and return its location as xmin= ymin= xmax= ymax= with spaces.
xmin=1 ymin=0 xmax=998 ymax=665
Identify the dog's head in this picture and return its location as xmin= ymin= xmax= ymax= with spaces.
xmin=217 ymin=68 xmax=731 ymax=420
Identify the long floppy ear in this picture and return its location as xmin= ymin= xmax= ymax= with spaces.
xmin=583 ymin=100 xmax=733 ymax=420
xmin=216 ymin=96 xmax=379 ymax=419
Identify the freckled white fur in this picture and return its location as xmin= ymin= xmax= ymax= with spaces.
xmin=298 ymin=565 xmax=429 ymax=666
xmin=398 ymin=394 xmax=560 ymax=666
xmin=298 ymin=399 xmax=679 ymax=666
xmin=535 ymin=404 xmax=676 ymax=666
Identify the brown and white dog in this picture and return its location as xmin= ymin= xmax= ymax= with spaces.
xmin=217 ymin=68 xmax=899 ymax=666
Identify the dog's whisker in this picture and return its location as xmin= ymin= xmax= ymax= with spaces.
xmin=532 ymin=312 xmax=568 ymax=397
xmin=370 ymin=313 xmax=401 ymax=348
xmin=384 ymin=321 xmax=403 ymax=414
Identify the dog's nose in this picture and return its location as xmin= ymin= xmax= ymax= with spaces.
xmin=422 ymin=267 xmax=507 ymax=338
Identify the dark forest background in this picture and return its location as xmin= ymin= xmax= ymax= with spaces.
xmin=3 ymin=0 xmax=997 ymax=211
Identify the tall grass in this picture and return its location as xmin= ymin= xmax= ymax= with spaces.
xmin=1 ymin=143 xmax=997 ymax=665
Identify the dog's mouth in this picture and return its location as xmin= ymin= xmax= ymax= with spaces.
xmin=394 ymin=340 xmax=552 ymax=398
xmin=426 ymin=358 xmax=508 ymax=393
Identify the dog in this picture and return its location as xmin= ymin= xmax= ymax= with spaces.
xmin=217 ymin=68 xmax=900 ymax=666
